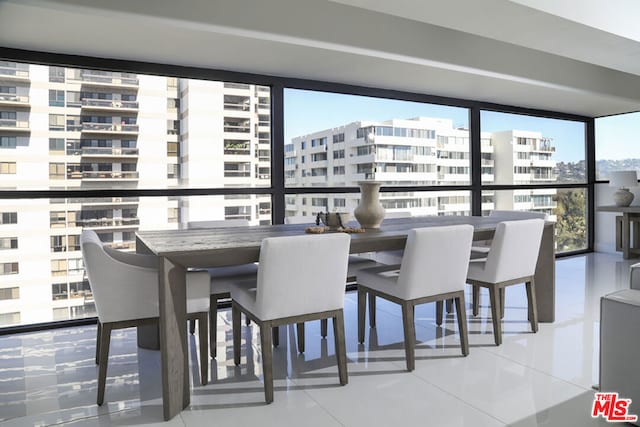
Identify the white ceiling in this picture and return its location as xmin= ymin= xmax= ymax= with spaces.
xmin=1 ymin=0 xmax=640 ymax=117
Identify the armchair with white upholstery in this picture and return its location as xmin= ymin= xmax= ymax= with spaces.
xmin=229 ymin=233 xmax=351 ymax=403
xmin=81 ymin=229 xmax=210 ymax=405
xmin=466 ymin=219 xmax=544 ymax=346
xmin=356 ymin=225 xmax=474 ymax=371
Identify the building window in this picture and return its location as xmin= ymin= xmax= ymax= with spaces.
xmin=0 ymin=237 xmax=17 ymax=249
xmin=334 ymin=198 xmax=346 ymax=208
xmin=167 ymin=120 xmax=179 ymax=135
xmin=168 ymin=207 xmax=179 ymax=223
xmin=333 ymin=149 xmax=345 ymax=159
xmin=0 ymin=287 xmax=19 ymax=301
xmin=51 ymin=259 xmax=67 ymax=276
xmin=333 ymin=166 xmax=345 ymax=175
xmin=49 ymin=89 xmax=65 ymax=107
xmin=51 ymin=235 xmax=66 ymax=252
xmin=333 ymin=133 xmax=345 ymax=143
xmin=167 ymin=141 xmax=179 ymax=156
xmin=49 ymin=163 xmax=66 ymax=179
xmin=0 ymin=212 xmax=17 ymax=224
xmin=0 ymin=136 xmax=17 ymax=148
xmin=49 ymin=66 xmax=65 ymax=82
xmin=49 ymin=138 xmax=65 ymax=152
xmin=0 ymin=162 xmax=16 ymax=174
xmin=0 ymin=312 xmax=20 ymax=325
xmin=167 ymin=163 xmax=180 ymax=179
xmin=51 ymin=283 xmax=68 ymax=301
xmin=49 ymin=114 xmax=65 ymax=131
xmin=311 ymin=152 xmax=327 ymax=162
xmin=1 ymin=262 xmax=18 ymax=275
xmin=311 ymin=197 xmax=328 ymax=207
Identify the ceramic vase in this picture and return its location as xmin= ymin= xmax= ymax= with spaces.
xmin=354 ymin=181 xmax=385 ymax=229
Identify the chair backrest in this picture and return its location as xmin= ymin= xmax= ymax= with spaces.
xmin=188 ymin=219 xmax=250 ymax=228
xmin=254 ymin=233 xmax=351 ymax=320
xmin=284 ymin=215 xmax=315 ymax=225
xmin=397 ymin=225 xmax=474 ymax=300
xmin=483 ymin=219 xmax=545 ymax=283
xmin=81 ymin=229 xmax=159 ymax=323
xmin=489 ymin=210 xmax=549 ymax=220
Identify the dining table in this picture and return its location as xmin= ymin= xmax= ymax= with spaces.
xmin=135 ymin=215 xmax=555 ymax=421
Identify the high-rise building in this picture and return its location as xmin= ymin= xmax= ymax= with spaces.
xmin=0 ymin=61 xmax=271 ymax=326
xmin=285 ymin=117 xmax=557 ymax=218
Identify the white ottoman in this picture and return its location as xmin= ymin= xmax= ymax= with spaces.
xmin=600 ymin=289 xmax=640 ymax=426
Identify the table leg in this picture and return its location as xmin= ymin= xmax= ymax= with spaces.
xmin=622 ymin=213 xmax=631 ymax=259
xmin=158 ymin=256 xmax=190 ymax=421
xmin=535 ymin=223 xmax=555 ymax=323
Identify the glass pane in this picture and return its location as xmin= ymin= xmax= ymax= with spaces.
xmin=482 ymin=188 xmax=587 ymax=252
xmin=595 ymin=112 xmax=640 ymax=180
xmin=285 ymin=190 xmax=471 ymax=222
xmin=0 ymin=195 xmax=271 ymax=329
xmin=480 ymin=111 xmax=586 ymax=185
xmin=0 ymin=60 xmax=270 ymax=191
xmin=284 ymin=89 xmax=469 ymax=187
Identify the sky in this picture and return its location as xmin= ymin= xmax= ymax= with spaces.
xmin=284 ymin=89 xmax=640 ymax=163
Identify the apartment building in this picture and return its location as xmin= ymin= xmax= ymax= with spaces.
xmin=285 ymin=117 xmax=556 ymax=219
xmin=0 ymin=61 xmax=271 ymax=326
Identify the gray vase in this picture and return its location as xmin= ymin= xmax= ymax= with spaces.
xmin=354 ymin=181 xmax=385 ymax=229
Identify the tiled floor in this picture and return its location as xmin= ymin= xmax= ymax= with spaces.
xmin=0 ymin=252 xmax=637 ymax=426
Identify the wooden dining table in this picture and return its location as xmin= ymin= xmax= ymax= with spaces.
xmin=135 ymin=215 xmax=555 ymax=421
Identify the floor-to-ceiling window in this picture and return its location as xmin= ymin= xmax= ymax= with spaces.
xmin=0 ymin=53 xmax=593 ymax=332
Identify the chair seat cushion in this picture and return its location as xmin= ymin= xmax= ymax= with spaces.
xmin=205 ymin=263 xmax=259 ymax=295
xmin=228 ymin=276 xmax=260 ymax=315
xmin=357 ymin=264 xmax=403 ymax=298
xmin=467 ymin=258 xmax=488 ymax=282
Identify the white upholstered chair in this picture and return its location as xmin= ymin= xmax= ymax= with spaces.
xmin=356 ymin=225 xmax=474 ymax=371
xmin=229 ymin=233 xmax=351 ymax=403
xmin=80 ymin=230 xmax=210 ymax=405
xmin=466 ymin=219 xmax=544 ymax=346
xmin=285 ymin=214 xmax=378 ymax=339
xmin=185 ymin=219 xmax=256 ymax=358
xmin=630 ymin=263 xmax=640 ymax=290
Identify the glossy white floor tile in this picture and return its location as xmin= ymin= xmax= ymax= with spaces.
xmin=0 ymin=252 xmax=637 ymax=427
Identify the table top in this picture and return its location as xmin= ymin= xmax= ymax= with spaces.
xmin=136 ymin=215 xmax=552 ymax=268
xmin=597 ymin=205 xmax=640 ymax=213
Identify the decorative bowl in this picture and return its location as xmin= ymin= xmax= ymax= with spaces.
xmin=318 ymin=212 xmax=351 ymax=229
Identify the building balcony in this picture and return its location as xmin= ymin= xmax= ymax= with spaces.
xmin=75 ymin=217 xmax=140 ymax=229
xmin=81 ymin=123 xmax=139 ymax=135
xmin=81 ymin=98 xmax=139 ymax=112
xmin=78 ymin=146 xmax=139 ymax=158
xmin=0 ymin=66 xmax=29 ymax=82
xmin=74 ymin=196 xmax=139 ymax=206
xmin=0 ymin=93 xmax=29 ymax=107
xmin=531 ymin=174 xmax=557 ymax=181
xmin=79 ymin=71 xmax=139 ymax=88
xmin=68 ymin=171 xmax=139 ymax=180
xmin=0 ymin=119 xmax=29 ymax=132
xmin=223 ymin=102 xmax=250 ymax=112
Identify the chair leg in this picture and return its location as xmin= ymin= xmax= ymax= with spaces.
xmin=97 ymin=322 xmax=112 ymax=406
xmin=368 ymin=294 xmax=376 ymax=327
xmin=333 ymin=311 xmax=348 ymax=385
xmin=454 ymin=295 xmax=469 ymax=356
xmin=259 ymin=322 xmax=274 ymax=404
xmin=232 ymin=303 xmax=241 ymax=365
xmin=320 ymin=319 xmax=328 ymax=338
xmin=436 ymin=300 xmax=443 ymax=326
xmin=95 ymin=321 xmax=101 ymax=365
xmin=197 ymin=313 xmax=208 ymax=385
xmin=472 ymin=285 xmax=480 ymax=316
xmin=525 ymin=280 xmax=539 ymax=333
xmin=189 ymin=319 xmax=196 ymax=335
xmin=358 ymin=287 xmax=366 ymax=344
xmin=272 ymin=326 xmax=279 ymax=347
xmin=488 ymin=286 xmax=502 ymax=346
xmin=401 ymin=301 xmax=416 ymax=371
xmin=296 ymin=323 xmax=305 ymax=353
xmin=499 ymin=288 xmax=505 ymax=319
xmin=209 ymin=295 xmax=218 ymax=358
xmin=445 ymin=299 xmax=453 ymax=314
